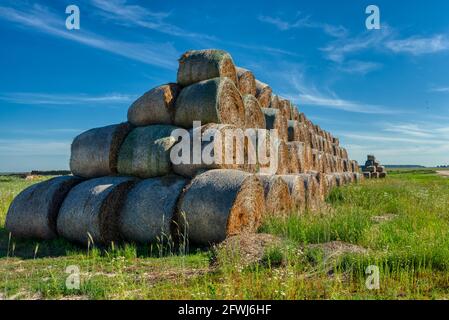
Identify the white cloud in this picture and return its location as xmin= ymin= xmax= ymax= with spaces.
xmin=258 ymin=14 xmax=348 ymax=38
xmin=337 ymin=60 xmax=382 ymax=75
xmin=0 ymin=92 xmax=136 ymax=106
xmin=429 ymin=86 xmax=449 ymax=93
xmin=90 ymin=0 xmax=215 ymax=40
xmin=385 ymin=35 xmax=449 ymax=55
xmin=0 ymin=4 xmax=178 ymax=69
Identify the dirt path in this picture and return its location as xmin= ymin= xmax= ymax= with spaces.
xmin=436 ymin=171 xmax=449 ymax=177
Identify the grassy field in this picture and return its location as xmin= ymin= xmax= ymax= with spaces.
xmin=1 ymin=169 xmax=449 ymax=300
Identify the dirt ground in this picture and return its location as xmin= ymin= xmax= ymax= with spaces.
xmin=436 ymin=171 xmax=449 ymax=177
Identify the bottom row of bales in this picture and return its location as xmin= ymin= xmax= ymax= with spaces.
xmin=5 ymin=169 xmax=362 ymax=246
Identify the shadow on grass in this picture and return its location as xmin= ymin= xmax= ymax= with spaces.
xmin=0 ymin=227 xmax=209 ymax=260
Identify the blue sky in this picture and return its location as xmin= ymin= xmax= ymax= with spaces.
xmin=1 ymin=0 xmax=449 ymax=171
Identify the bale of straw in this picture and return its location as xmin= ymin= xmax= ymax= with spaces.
xmin=269 ymin=95 xmax=280 ymax=109
xmin=127 ymin=83 xmax=181 ymax=126
xmin=70 ymin=123 xmax=132 ymax=178
xmin=287 ymin=120 xmax=301 ymax=142
xmin=261 ymin=108 xmax=288 ymax=142
xmin=236 ymin=67 xmax=256 ymax=96
xmin=300 ymin=174 xmax=320 ymax=210
xmin=276 ymin=140 xmax=290 ymax=174
xmin=176 ymin=169 xmax=265 ymax=244
xmin=174 ymin=77 xmax=245 ymax=128
xmin=379 ymin=172 xmax=387 ymax=179
xmin=278 ymin=175 xmax=306 ymax=211
xmin=302 ymin=145 xmax=313 ymax=172
xmin=255 ymin=80 xmax=272 ymax=108
xmin=177 ymin=49 xmax=237 ymax=87
xmin=278 ymin=98 xmax=292 ymax=120
xmin=5 ymin=176 xmax=83 ymax=240
xmin=257 ymin=174 xmax=293 ymax=216
xmin=117 ymin=125 xmax=179 ymax=178
xmin=119 ymin=175 xmax=187 ymax=243
xmin=365 ymin=166 xmax=376 ymax=173
xmin=287 ymin=142 xmax=305 ymax=174
xmin=371 ymin=172 xmax=380 ymax=179
xmin=243 ymin=94 xmax=266 ymax=129
xmin=325 ymin=174 xmax=338 ymax=192
xmin=57 ymin=177 xmax=136 ymax=245
xmin=341 ymin=148 xmax=349 ymax=159
xmin=377 ymin=166 xmax=385 ymax=173
xmin=363 ymin=172 xmax=371 ymax=179
xmin=172 ymin=123 xmax=247 ymax=178
xmin=314 ymin=172 xmax=329 ymax=201
xmin=354 ymin=172 xmax=363 ymax=182
xmin=290 ymin=105 xmax=300 ymax=122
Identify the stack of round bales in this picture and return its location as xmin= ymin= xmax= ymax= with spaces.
xmin=5 ymin=48 xmax=363 ymax=247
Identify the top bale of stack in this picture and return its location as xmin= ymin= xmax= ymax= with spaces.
xmin=177 ymin=49 xmax=238 ymax=87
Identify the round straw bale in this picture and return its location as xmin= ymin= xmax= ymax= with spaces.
xmin=236 ymin=67 xmax=256 ymax=96
xmin=290 ymin=105 xmax=300 ymax=121
xmin=127 ymin=83 xmax=181 ymax=126
xmin=300 ymin=174 xmax=320 ymax=210
xmin=278 ymin=175 xmax=306 ymax=211
xmin=276 ymin=140 xmax=290 ymax=174
xmin=269 ymin=95 xmax=280 ymax=109
xmin=57 ymin=177 xmax=136 ymax=245
xmin=177 ymin=49 xmax=237 ymax=87
xmin=287 ymin=120 xmax=301 ymax=142
xmin=256 ymin=174 xmax=293 ymax=216
xmin=243 ymin=94 xmax=266 ymax=129
xmin=176 ymin=169 xmax=265 ymax=244
xmin=5 ymin=176 xmax=83 ymax=240
xmin=174 ymin=77 xmax=244 ymax=128
xmin=261 ymin=108 xmax=288 ymax=142
xmin=287 ymin=142 xmax=305 ymax=174
xmin=325 ymin=174 xmax=338 ymax=192
xmin=314 ymin=172 xmax=329 ymax=201
xmin=70 ymin=123 xmax=132 ymax=178
xmin=117 ymin=125 xmax=179 ymax=178
xmin=119 ymin=175 xmax=187 ymax=243
xmin=278 ymin=98 xmax=292 ymax=120
xmin=172 ymin=123 xmax=246 ymax=178
xmin=255 ymin=80 xmax=272 ymax=108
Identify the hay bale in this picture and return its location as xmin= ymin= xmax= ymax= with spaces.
xmin=314 ymin=172 xmax=328 ymax=201
xmin=371 ymin=172 xmax=380 ymax=179
xmin=363 ymin=172 xmax=371 ymax=179
xmin=261 ymin=108 xmax=288 ymax=142
xmin=242 ymin=94 xmax=266 ymax=129
xmin=256 ymin=174 xmax=293 ymax=216
xmin=70 ymin=123 xmax=132 ymax=178
xmin=255 ymin=80 xmax=272 ymax=108
xmin=177 ymin=49 xmax=237 ymax=87
xmin=278 ymin=175 xmax=306 ymax=211
xmin=303 ymin=174 xmax=321 ymax=210
xmin=276 ymin=140 xmax=290 ymax=174
xmin=57 ymin=177 xmax=136 ymax=245
xmin=236 ymin=67 xmax=256 ymax=96
xmin=290 ymin=105 xmax=300 ymax=121
xmin=174 ymin=77 xmax=245 ymax=128
xmin=325 ymin=174 xmax=338 ymax=192
xmin=176 ymin=169 xmax=265 ymax=245
xmin=287 ymin=142 xmax=305 ymax=174
xmin=172 ymin=123 xmax=245 ymax=178
xmin=117 ymin=125 xmax=179 ymax=178
xmin=278 ymin=98 xmax=292 ymax=120
xmin=5 ymin=176 xmax=83 ymax=240
xmin=119 ymin=175 xmax=187 ymax=243
xmin=287 ymin=120 xmax=301 ymax=142
xmin=379 ymin=172 xmax=387 ymax=179
xmin=269 ymin=95 xmax=281 ymax=109
xmin=127 ymin=84 xmax=181 ymax=126
xmin=365 ymin=166 xmax=376 ymax=173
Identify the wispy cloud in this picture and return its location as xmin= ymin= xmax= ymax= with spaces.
xmin=258 ymin=13 xmax=348 ymax=38
xmin=385 ymin=35 xmax=449 ymax=55
xmin=90 ymin=0 xmax=215 ymax=40
xmin=429 ymin=86 xmax=449 ymax=93
xmin=0 ymin=3 xmax=178 ymax=69
xmin=0 ymin=92 xmax=136 ymax=106
xmin=0 ymin=139 xmax=70 ymax=156
xmin=279 ymin=68 xmax=400 ymax=114
xmin=337 ymin=60 xmax=382 ymax=75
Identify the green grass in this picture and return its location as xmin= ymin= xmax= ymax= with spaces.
xmin=1 ymin=170 xmax=449 ymax=299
